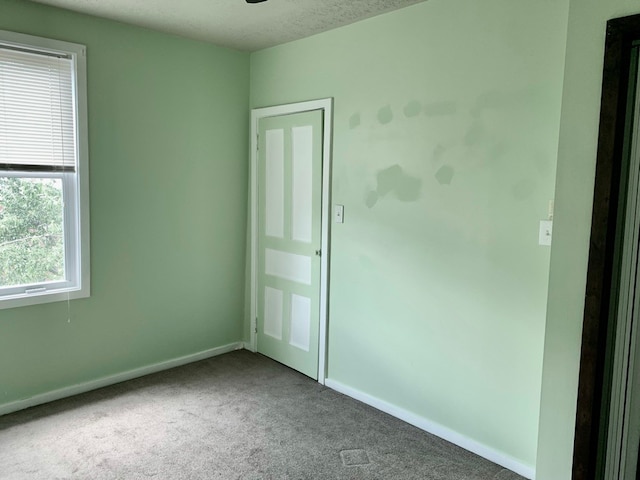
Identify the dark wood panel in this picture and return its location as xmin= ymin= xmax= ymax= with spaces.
xmin=573 ymin=13 xmax=640 ymax=480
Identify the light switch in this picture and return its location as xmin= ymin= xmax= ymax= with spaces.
xmin=539 ymin=220 xmax=552 ymax=246
xmin=334 ymin=204 xmax=344 ymax=223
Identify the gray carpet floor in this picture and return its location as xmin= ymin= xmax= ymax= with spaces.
xmin=0 ymin=350 xmax=525 ymax=479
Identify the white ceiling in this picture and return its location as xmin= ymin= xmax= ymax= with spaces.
xmin=29 ymin=0 xmax=429 ymax=52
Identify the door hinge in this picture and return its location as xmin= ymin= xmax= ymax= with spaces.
xmin=315 ymin=249 xmax=322 ymax=257
xmin=254 ymin=317 xmax=258 ymax=334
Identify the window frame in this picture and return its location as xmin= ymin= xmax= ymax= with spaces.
xmin=0 ymin=30 xmax=90 ymax=310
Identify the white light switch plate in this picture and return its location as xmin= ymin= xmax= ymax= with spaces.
xmin=334 ymin=204 xmax=344 ymax=223
xmin=539 ymin=220 xmax=552 ymax=246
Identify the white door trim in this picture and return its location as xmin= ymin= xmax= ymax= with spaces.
xmin=249 ymin=98 xmax=333 ymax=385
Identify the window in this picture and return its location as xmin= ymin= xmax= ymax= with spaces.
xmin=0 ymin=30 xmax=89 ymax=309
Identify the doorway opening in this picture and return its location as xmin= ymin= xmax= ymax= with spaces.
xmin=248 ymin=99 xmax=333 ymax=384
xmin=574 ymin=13 xmax=640 ymax=480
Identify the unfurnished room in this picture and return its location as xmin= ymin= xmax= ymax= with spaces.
xmin=1 ymin=0 xmax=640 ymax=479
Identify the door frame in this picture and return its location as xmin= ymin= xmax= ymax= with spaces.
xmin=248 ymin=98 xmax=333 ymax=384
xmin=573 ymin=14 xmax=640 ymax=480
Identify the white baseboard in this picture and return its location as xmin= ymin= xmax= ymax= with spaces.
xmin=324 ymin=378 xmax=535 ymax=480
xmin=242 ymin=341 xmax=256 ymax=352
xmin=0 ymin=342 xmax=243 ymax=417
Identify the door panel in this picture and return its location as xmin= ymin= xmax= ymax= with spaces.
xmin=257 ymin=110 xmax=323 ymax=379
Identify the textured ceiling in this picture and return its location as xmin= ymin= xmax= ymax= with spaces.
xmin=29 ymin=0 xmax=429 ymax=51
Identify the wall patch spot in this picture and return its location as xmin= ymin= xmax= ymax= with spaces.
xmin=376 ymin=165 xmax=400 ymax=197
xmin=365 ymin=191 xmax=379 ymax=209
xmin=395 ymin=174 xmax=421 ymax=201
xmin=424 ymin=101 xmax=457 ymax=117
xmin=377 ymin=105 xmax=393 ymax=125
xmin=435 ymin=165 xmax=454 ymax=185
xmin=366 ymin=164 xmax=422 ymax=208
xmin=403 ymin=100 xmax=422 ymax=118
xmin=471 ymin=90 xmax=506 ymax=117
xmin=349 ymin=113 xmax=361 ymax=129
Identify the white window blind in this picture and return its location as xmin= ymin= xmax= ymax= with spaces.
xmin=0 ymin=46 xmax=76 ymax=171
xmin=0 ymin=29 xmax=89 ymax=310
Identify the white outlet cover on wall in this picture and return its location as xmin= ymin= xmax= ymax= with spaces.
xmin=539 ymin=220 xmax=552 ymax=246
xmin=334 ymin=204 xmax=344 ymax=223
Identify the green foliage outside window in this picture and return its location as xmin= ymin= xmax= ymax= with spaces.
xmin=0 ymin=177 xmax=65 ymax=287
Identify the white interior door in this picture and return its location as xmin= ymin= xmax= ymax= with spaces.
xmin=255 ymin=109 xmax=324 ymax=380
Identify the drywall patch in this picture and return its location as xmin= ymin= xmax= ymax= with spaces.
xmin=463 ymin=121 xmax=486 ymax=147
xmin=376 ymin=165 xmax=398 ymax=197
xmin=349 ymin=113 xmax=361 ymax=129
xmin=365 ymin=191 xmax=379 ymax=209
xmin=377 ymin=164 xmax=421 ymax=201
xmin=471 ymin=90 xmax=507 ymax=117
xmin=395 ymin=175 xmax=422 ymax=202
xmin=365 ymin=164 xmax=422 ymax=208
xmin=435 ymin=165 xmax=455 ymax=186
xmin=424 ymin=101 xmax=457 ymax=117
xmin=377 ymin=105 xmax=394 ymax=125
xmin=403 ymin=100 xmax=422 ymax=118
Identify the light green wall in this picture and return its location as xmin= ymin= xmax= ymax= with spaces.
xmin=251 ymin=0 xmax=568 ymax=469
xmin=4 ymin=0 xmax=609 ymax=475
xmin=0 ymin=0 xmax=249 ymax=405
xmin=536 ymin=0 xmax=640 ymax=478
